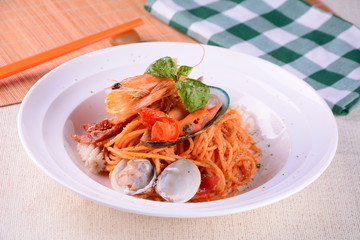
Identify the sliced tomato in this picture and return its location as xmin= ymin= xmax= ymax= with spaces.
xmin=196 ymin=176 xmax=220 ymax=195
xmin=151 ymin=117 xmax=180 ymax=141
xmin=139 ymin=108 xmax=180 ymax=141
xmin=139 ymin=108 xmax=169 ymax=129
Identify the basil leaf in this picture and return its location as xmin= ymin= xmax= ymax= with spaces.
xmin=175 ymin=78 xmax=210 ymax=112
xmin=144 ymin=56 xmax=177 ymax=79
xmin=176 ymin=65 xmax=193 ymax=81
xmin=145 ymin=57 xmax=210 ymax=112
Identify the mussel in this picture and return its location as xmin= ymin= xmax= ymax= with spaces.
xmin=141 ymin=86 xmax=230 ymax=148
xmin=110 ymin=158 xmax=201 ymax=203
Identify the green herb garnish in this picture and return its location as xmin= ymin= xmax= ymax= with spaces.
xmin=176 ymin=79 xmax=209 ymax=112
xmin=176 ymin=65 xmax=193 ymax=81
xmin=144 ymin=56 xmax=177 ymax=79
xmin=144 ymin=56 xmax=209 ymax=112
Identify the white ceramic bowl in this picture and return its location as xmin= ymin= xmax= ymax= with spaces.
xmin=18 ymin=42 xmax=338 ymax=218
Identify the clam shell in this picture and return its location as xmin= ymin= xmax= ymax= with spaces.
xmin=155 ymin=159 xmax=201 ymax=203
xmin=110 ymin=159 xmax=156 ymax=195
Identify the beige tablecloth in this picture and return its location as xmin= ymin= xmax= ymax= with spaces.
xmin=1 ymin=0 xmax=359 ymax=239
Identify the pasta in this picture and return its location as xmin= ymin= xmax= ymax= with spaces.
xmin=72 ymin=56 xmax=262 ymax=202
xmin=98 ymin=107 xmax=261 ymax=202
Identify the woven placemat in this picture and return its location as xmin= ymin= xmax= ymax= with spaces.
xmin=0 ymin=0 xmax=331 ymax=107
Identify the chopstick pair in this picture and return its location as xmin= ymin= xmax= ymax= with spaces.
xmin=0 ymin=18 xmax=144 ymax=79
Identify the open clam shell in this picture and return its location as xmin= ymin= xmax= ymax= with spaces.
xmin=141 ymin=86 xmax=230 ymax=148
xmin=155 ymin=159 xmax=201 ymax=203
xmin=110 ymin=159 xmax=156 ymax=195
xmin=111 ymin=158 xmax=201 ymax=202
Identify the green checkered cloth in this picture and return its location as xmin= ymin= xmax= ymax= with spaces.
xmin=144 ymin=0 xmax=360 ymax=115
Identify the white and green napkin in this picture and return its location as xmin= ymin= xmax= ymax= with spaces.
xmin=145 ymin=0 xmax=360 ymax=115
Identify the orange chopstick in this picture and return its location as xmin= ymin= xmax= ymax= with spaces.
xmin=0 ymin=18 xmax=144 ymax=79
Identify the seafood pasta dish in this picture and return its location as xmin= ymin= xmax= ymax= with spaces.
xmin=71 ymin=56 xmax=261 ymax=202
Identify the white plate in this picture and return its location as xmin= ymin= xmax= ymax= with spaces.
xmin=18 ymin=42 xmax=338 ymax=218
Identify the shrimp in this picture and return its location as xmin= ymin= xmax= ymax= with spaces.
xmin=168 ymin=106 xmax=189 ymax=120
xmin=178 ymin=95 xmax=222 ymax=136
xmin=106 ymin=74 xmax=177 ymax=124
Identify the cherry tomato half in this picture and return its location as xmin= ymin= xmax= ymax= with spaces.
xmin=139 ymin=108 xmax=169 ymax=129
xmin=151 ymin=117 xmax=180 ymax=141
xmin=196 ymin=176 xmax=220 ymax=195
xmin=139 ymin=108 xmax=180 ymax=141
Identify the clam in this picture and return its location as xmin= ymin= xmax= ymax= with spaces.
xmin=110 ymin=159 xmax=156 ymax=195
xmin=111 ymin=158 xmax=201 ymax=203
xmin=141 ymin=86 xmax=230 ymax=148
xmin=155 ymin=159 xmax=201 ymax=203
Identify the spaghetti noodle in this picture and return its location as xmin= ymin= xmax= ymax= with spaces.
xmin=100 ymin=107 xmax=260 ymax=202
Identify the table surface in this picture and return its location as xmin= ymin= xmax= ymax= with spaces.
xmin=1 ymin=1 xmax=359 ymax=239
